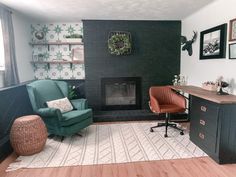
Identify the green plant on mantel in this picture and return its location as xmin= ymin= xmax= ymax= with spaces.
xmin=65 ymin=34 xmax=83 ymax=39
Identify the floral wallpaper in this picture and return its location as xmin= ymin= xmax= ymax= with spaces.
xmin=31 ymin=23 xmax=85 ymax=79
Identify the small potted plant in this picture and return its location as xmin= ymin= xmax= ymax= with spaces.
xmin=68 ymin=85 xmax=77 ymax=99
xmin=65 ymin=34 xmax=83 ymax=43
xmin=38 ymin=54 xmax=45 ymax=61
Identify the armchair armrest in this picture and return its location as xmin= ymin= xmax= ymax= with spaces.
xmin=37 ymin=108 xmax=62 ymax=118
xmin=71 ymin=99 xmax=88 ymax=110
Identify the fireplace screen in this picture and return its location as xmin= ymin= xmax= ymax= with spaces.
xmin=105 ymin=82 xmax=136 ymax=105
xmin=101 ymin=77 xmax=141 ymax=110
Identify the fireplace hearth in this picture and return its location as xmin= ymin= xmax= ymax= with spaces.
xmin=101 ymin=77 xmax=141 ymax=110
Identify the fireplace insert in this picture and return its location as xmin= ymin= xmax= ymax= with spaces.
xmin=101 ymin=77 xmax=141 ymax=110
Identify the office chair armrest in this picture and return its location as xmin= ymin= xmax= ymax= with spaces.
xmin=149 ymin=95 xmax=161 ymax=113
xmin=71 ymin=99 xmax=88 ymax=110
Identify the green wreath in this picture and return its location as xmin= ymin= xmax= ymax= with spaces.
xmin=108 ymin=33 xmax=131 ymax=55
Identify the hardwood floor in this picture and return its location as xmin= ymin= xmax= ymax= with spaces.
xmin=1 ymin=154 xmax=236 ymax=177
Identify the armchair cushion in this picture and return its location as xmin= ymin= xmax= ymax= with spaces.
xmin=61 ymin=109 xmax=92 ymax=126
xmin=46 ymin=97 xmax=73 ymax=113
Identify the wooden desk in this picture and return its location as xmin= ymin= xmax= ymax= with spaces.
xmin=171 ymin=85 xmax=236 ymax=164
xmin=171 ymin=85 xmax=236 ymax=104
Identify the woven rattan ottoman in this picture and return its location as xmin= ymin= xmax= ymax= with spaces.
xmin=10 ymin=115 xmax=48 ymax=156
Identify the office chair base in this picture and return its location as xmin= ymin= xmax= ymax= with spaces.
xmin=60 ymin=136 xmax=65 ymax=142
xmin=76 ymin=132 xmax=83 ymax=137
xmin=150 ymin=122 xmax=184 ymax=137
xmin=48 ymin=134 xmax=55 ymax=139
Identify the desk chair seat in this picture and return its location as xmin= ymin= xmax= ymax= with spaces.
xmin=149 ymin=86 xmax=186 ymax=137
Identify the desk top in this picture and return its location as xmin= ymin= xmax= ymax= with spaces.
xmin=170 ymin=85 xmax=236 ymax=104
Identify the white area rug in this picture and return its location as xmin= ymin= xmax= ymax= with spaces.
xmin=8 ymin=122 xmax=206 ymax=171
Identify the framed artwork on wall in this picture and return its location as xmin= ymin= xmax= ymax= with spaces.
xmin=229 ymin=18 xmax=236 ymax=41
xmin=199 ymin=24 xmax=227 ymax=60
xmin=72 ymin=46 xmax=84 ymax=63
xmin=33 ymin=31 xmax=46 ymax=42
xmin=229 ymin=43 xmax=236 ymax=59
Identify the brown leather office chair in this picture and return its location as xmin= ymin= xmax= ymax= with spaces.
xmin=149 ymin=86 xmax=186 ymax=137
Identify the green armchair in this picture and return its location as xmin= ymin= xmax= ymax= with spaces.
xmin=26 ymin=80 xmax=93 ymax=137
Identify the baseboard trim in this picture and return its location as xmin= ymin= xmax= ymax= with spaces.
xmin=93 ymin=109 xmax=188 ymax=122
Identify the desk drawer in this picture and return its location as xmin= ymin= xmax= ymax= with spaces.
xmin=191 ymin=115 xmax=218 ymax=137
xmin=191 ymin=96 xmax=219 ymax=121
xmin=190 ymin=96 xmax=219 ymax=133
xmin=190 ymin=127 xmax=217 ymax=154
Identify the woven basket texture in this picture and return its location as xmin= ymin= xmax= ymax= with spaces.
xmin=10 ymin=115 xmax=48 ymax=156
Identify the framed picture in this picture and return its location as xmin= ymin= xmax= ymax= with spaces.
xmin=33 ymin=31 xmax=46 ymax=42
xmin=229 ymin=43 xmax=236 ymax=59
xmin=72 ymin=46 xmax=84 ymax=62
xmin=229 ymin=18 xmax=236 ymax=41
xmin=199 ymin=24 xmax=227 ymax=59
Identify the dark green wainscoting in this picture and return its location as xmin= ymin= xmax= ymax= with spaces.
xmin=0 ymin=83 xmax=34 ymax=161
xmin=0 ymin=79 xmax=86 ymax=161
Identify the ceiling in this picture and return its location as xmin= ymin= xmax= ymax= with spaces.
xmin=0 ymin=0 xmax=215 ymax=22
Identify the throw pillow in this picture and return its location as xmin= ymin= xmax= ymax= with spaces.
xmin=46 ymin=97 xmax=73 ymax=113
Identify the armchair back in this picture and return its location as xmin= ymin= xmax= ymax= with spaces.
xmin=27 ymin=80 xmax=68 ymax=110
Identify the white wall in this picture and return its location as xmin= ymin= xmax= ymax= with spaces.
xmin=181 ymin=0 xmax=236 ymax=94
xmin=12 ymin=12 xmax=34 ymax=83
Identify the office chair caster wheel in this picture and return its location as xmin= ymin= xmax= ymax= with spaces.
xmin=150 ymin=128 xmax=154 ymax=132
xmin=180 ymin=131 xmax=184 ymax=135
xmin=164 ymin=134 xmax=168 ymax=138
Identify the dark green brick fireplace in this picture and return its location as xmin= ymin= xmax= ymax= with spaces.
xmin=83 ymin=20 xmax=181 ymax=111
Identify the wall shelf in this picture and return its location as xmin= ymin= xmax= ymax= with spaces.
xmin=31 ymin=60 xmax=83 ymax=69
xmin=29 ymin=41 xmax=83 ymax=50
xmin=29 ymin=41 xmax=83 ymax=45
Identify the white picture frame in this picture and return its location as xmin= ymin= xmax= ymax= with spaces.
xmin=229 ymin=43 xmax=236 ymax=59
xmin=72 ymin=46 xmax=84 ymax=62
